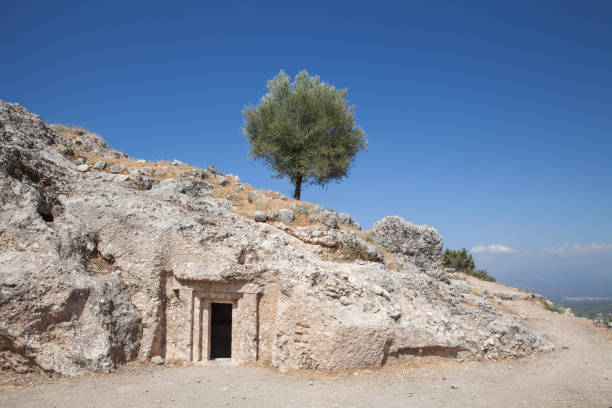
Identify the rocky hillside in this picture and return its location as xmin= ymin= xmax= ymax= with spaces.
xmin=0 ymin=101 xmax=553 ymax=376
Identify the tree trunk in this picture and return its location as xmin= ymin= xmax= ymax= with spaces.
xmin=293 ymin=175 xmax=303 ymax=201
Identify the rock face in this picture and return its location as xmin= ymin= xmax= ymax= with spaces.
xmin=0 ymin=103 xmax=140 ymax=375
xmin=370 ymin=216 xmax=443 ymax=271
xmin=0 ymin=101 xmax=552 ymax=376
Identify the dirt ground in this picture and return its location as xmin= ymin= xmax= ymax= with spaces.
xmin=1 ymin=279 xmax=611 ymax=408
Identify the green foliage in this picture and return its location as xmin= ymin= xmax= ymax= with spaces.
xmin=443 ymin=248 xmax=496 ymax=282
xmin=472 ymin=268 xmax=496 ymax=282
xmin=242 ymin=70 xmax=367 ymax=200
xmin=84 ymin=226 xmax=99 ymax=244
xmin=544 ymin=302 xmax=564 ymax=313
xmin=443 ymin=248 xmax=475 ymax=273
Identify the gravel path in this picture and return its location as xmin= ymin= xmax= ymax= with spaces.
xmin=2 ymin=280 xmax=611 ymax=408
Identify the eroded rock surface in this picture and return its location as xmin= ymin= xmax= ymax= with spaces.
xmin=0 ymin=101 xmax=552 ymax=376
xmin=370 ymin=216 xmax=443 ymax=271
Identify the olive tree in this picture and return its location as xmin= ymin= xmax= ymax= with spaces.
xmin=242 ymin=70 xmax=367 ymax=200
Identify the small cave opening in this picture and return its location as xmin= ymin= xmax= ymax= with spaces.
xmin=36 ymin=192 xmax=61 ymax=223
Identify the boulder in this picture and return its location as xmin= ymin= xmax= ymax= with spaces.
xmin=370 ymin=216 xmax=443 ymax=270
xmin=76 ymin=157 xmax=86 ymax=165
xmin=254 ymin=211 xmax=266 ymax=222
xmin=76 ymin=164 xmax=90 ymax=172
xmin=312 ymin=204 xmax=325 ymax=213
xmin=279 ymin=208 xmax=294 ymax=223
xmin=150 ymin=356 xmax=165 ymax=365
xmin=266 ymin=211 xmax=278 ymax=221
xmin=92 ymin=160 xmax=106 ymax=170
xmin=338 ymin=212 xmax=353 ymax=226
xmin=191 ymin=168 xmax=206 ymax=178
xmin=217 ymin=176 xmax=229 ymax=186
xmin=227 ymin=174 xmax=240 ymax=183
xmin=321 ymin=211 xmax=339 ymax=229
xmin=110 ymin=164 xmax=125 ymax=174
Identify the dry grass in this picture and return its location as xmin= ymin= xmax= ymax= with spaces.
xmin=51 ymin=124 xmax=91 ymax=139
xmin=51 ymin=124 xmax=397 ymax=264
xmin=51 ymin=124 xmax=205 ymax=179
xmin=212 ymin=181 xmax=326 ymax=228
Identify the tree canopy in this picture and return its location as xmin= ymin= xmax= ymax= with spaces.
xmin=242 ymin=70 xmax=367 ymax=200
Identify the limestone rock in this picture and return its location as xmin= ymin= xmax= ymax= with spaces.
xmin=370 ymin=216 xmax=443 ymax=270
xmin=254 ymin=211 xmax=266 ymax=222
xmin=227 ymin=174 xmax=240 ymax=183
xmin=76 ymin=164 xmax=90 ymax=172
xmin=110 ymin=164 xmax=125 ymax=174
xmin=151 ymin=356 xmax=165 ymax=365
xmin=191 ymin=168 xmax=206 ymax=178
xmin=321 ymin=211 xmax=339 ymax=229
xmin=0 ymin=100 xmax=552 ymax=377
xmin=338 ymin=212 xmax=354 ymax=226
xmin=279 ymin=208 xmax=294 ymax=223
xmin=312 ymin=204 xmax=325 ymax=213
xmin=266 ymin=211 xmax=278 ymax=221
xmin=92 ymin=160 xmax=106 ymax=170
xmin=287 ymin=226 xmax=383 ymax=262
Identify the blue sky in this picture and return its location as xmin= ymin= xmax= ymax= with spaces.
xmin=2 ymin=1 xmax=611 ymax=298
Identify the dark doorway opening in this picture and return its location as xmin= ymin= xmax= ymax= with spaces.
xmin=210 ymin=303 xmax=232 ymax=359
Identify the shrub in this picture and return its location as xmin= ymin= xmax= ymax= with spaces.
xmin=61 ymin=147 xmax=75 ymax=157
xmin=84 ymin=226 xmax=99 ymax=244
xmin=443 ymin=248 xmax=475 ymax=273
xmin=544 ymin=302 xmax=564 ymax=313
xmin=341 ymin=241 xmax=377 ymax=262
xmin=472 ymin=269 xmax=496 ymax=282
xmin=294 ymin=204 xmax=310 ymax=215
xmin=443 ymin=248 xmax=496 ymax=282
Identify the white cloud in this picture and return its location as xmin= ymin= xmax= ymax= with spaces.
xmin=543 ymin=243 xmax=612 ymax=257
xmin=471 ymin=244 xmax=518 ymax=254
